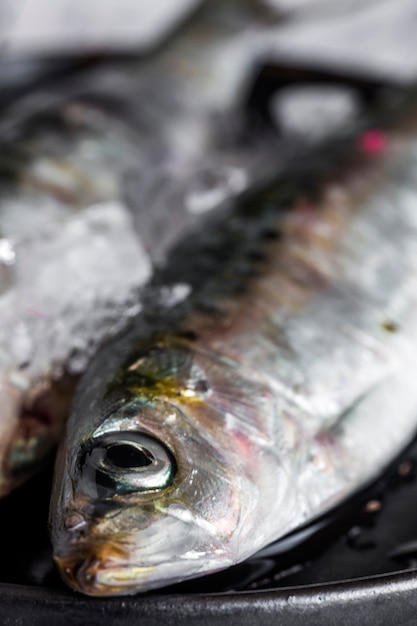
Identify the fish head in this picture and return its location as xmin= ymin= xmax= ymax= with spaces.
xmin=50 ymin=336 xmax=264 ymax=596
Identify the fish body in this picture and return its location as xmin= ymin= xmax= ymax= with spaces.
xmin=51 ymin=94 xmax=417 ymax=595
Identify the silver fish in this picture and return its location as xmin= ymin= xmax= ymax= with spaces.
xmin=50 ymin=93 xmax=417 ymax=595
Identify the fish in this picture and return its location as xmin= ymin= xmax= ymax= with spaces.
xmin=16 ymin=0 xmax=288 ymax=263
xmin=0 ymin=0 xmax=286 ymax=497
xmin=0 ymin=99 xmax=152 ymax=497
xmin=50 ymin=89 xmax=417 ymax=595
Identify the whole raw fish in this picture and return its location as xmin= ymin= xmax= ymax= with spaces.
xmin=50 ymin=92 xmax=417 ymax=595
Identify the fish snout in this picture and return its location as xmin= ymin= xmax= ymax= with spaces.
xmin=54 ymin=538 xmax=132 ymax=596
xmin=54 ymin=556 xmax=103 ymax=595
xmin=55 ymin=553 xmax=106 ymax=595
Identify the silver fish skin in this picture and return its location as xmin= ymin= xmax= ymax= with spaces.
xmin=51 ymin=96 xmax=417 ymax=595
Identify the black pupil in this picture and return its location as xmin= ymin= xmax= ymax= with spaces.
xmin=105 ymin=444 xmax=152 ymax=469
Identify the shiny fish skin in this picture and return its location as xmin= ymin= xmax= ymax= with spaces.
xmin=51 ymin=97 xmax=417 ymax=596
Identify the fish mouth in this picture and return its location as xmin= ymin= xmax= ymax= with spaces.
xmin=56 ymin=557 xmax=156 ymax=596
xmin=54 ymin=543 xmax=155 ymax=596
xmin=53 ymin=525 xmax=137 ymax=595
xmin=54 ymin=537 xmax=231 ymax=596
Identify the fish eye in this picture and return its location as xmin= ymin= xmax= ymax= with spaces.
xmin=79 ymin=432 xmax=176 ymax=498
xmin=105 ymin=443 xmax=153 ymax=469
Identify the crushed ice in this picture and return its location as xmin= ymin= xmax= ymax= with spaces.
xmin=0 ymin=201 xmax=151 ymax=379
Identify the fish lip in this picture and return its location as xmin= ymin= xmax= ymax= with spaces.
xmin=54 ymin=548 xmax=235 ymax=596
xmin=94 ymin=565 xmax=157 ymax=595
xmin=54 ymin=554 xmax=156 ymax=596
xmin=53 ymin=532 xmax=141 ymax=595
